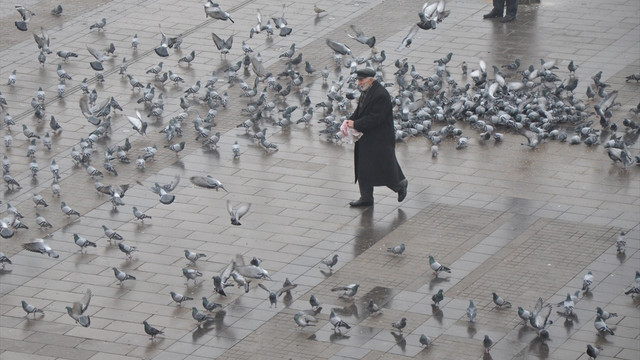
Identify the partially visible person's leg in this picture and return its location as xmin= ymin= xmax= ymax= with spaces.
xmin=501 ymin=0 xmax=518 ymax=22
xmin=388 ymin=178 xmax=408 ymax=202
xmin=350 ymin=182 xmax=374 ymax=207
xmin=484 ymin=0 xmax=505 ymax=18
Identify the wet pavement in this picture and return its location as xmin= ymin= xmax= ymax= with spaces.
xmin=0 ymin=0 xmax=639 ymax=359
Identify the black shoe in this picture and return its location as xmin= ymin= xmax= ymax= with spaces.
xmin=349 ymin=199 xmax=373 ymax=207
xmin=483 ymin=10 xmax=503 ymax=19
xmin=397 ymin=179 xmax=408 ymax=202
xmin=500 ymin=15 xmax=516 ymax=22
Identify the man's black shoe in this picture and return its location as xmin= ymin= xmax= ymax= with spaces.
xmin=483 ymin=10 xmax=503 ymax=19
xmin=397 ymin=179 xmax=408 ymax=202
xmin=500 ymin=15 xmax=516 ymax=23
xmin=349 ymin=199 xmax=373 ymax=207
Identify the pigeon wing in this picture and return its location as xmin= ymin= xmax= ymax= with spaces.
xmin=212 ymin=33 xmax=225 ymax=50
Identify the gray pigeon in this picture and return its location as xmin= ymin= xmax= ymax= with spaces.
xmin=428 ymin=255 xmax=451 ymax=277
xmin=596 ymin=306 xmax=617 ymax=320
xmin=467 ymin=299 xmax=477 ymax=322
xmin=582 ymin=271 xmax=594 ymax=292
xmin=102 ymin=225 xmax=123 ymax=242
xmin=143 ymin=320 xmax=163 ymax=340
xmin=346 ymin=24 xmax=376 ymax=48
xmin=0 ymin=251 xmax=12 ymax=268
xmin=21 ymin=300 xmax=44 ymax=317
xmin=190 ymin=175 xmax=227 ymax=191
xmin=170 ymin=291 xmax=193 ymax=305
xmin=594 ymin=315 xmax=614 ymax=336
xmin=204 ymin=1 xmax=234 ymax=22
xmin=227 ymin=200 xmax=250 ymax=226
xmin=73 ymin=234 xmax=97 ymax=252
xmin=331 ymin=284 xmax=359 ymax=300
xmin=294 ymin=311 xmax=317 ymax=328
xmin=211 ymin=33 xmax=233 ymax=55
xmin=419 ymin=334 xmax=433 ymax=347
xmin=432 ymin=289 xmax=444 ymax=307
xmin=202 ymin=297 xmax=222 ymax=312
xmin=23 ymin=239 xmax=58 ymax=258
xmin=483 ymin=334 xmax=493 ymax=353
xmin=387 ymin=243 xmax=405 ymax=255
xmin=61 ymin=202 xmax=80 ymax=217
xmin=117 ymin=242 xmax=137 ymax=259
xmin=329 ymin=310 xmax=351 ymax=333
xmin=35 ymin=213 xmax=52 ymax=229
xmin=321 ymin=254 xmax=338 ymax=270
xmin=586 ymin=344 xmax=602 ymax=359
xmin=113 ymin=267 xmax=135 ymax=285
xmin=89 ymin=18 xmax=106 ymax=31
xmin=392 ymin=317 xmax=407 ymax=332
xmin=185 ymin=249 xmax=207 ymax=264
xmin=133 ymin=207 xmax=151 ymax=222
xmin=183 ymin=268 xmax=203 ymax=284
xmin=191 ymin=307 xmax=214 ymax=325
xmin=66 ymin=306 xmax=90 ymax=327
xmin=492 ymin=292 xmax=512 ymax=308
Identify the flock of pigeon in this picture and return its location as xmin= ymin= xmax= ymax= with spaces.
xmin=2 ymin=0 xmax=639 ymax=358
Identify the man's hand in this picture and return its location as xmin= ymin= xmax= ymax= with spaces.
xmin=346 ymin=120 xmax=355 ymax=128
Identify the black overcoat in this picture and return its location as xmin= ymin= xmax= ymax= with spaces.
xmin=350 ymin=80 xmax=404 ymax=187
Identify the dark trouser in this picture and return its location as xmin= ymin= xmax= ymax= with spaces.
xmin=493 ymin=0 xmax=518 ymax=16
xmin=358 ymin=180 xmax=404 ymax=201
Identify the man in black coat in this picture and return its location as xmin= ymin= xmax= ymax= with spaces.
xmin=344 ymin=68 xmax=407 ymax=207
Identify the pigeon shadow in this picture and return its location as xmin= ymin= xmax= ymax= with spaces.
xmin=431 ymin=305 xmax=443 ymax=324
xmin=390 ymin=331 xmax=407 ymax=352
xmin=282 ymin=292 xmax=294 ymax=308
xmin=0 ymin=268 xmax=13 ymax=274
xmin=616 ymin=252 xmax=626 ymax=264
xmin=428 ymin=276 xmax=449 ymax=291
xmin=332 ymin=303 xmax=359 ymax=319
xmin=319 ymin=269 xmax=333 ymax=278
xmin=145 ymin=336 xmax=164 ymax=349
xmin=329 ymin=331 xmax=350 ymax=342
xmin=582 ymin=291 xmax=594 ymax=300
xmin=467 ymin=322 xmax=477 ymax=338
xmin=483 ymin=353 xmax=493 ymax=360
xmin=192 ymin=319 xmax=216 ymax=341
xmin=517 ymin=324 xmax=534 ymax=339
xmin=528 ymin=337 xmax=549 ymax=358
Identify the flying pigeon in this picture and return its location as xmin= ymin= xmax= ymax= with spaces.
xmin=22 ymin=239 xmax=58 ymax=258
xmin=227 ymin=200 xmax=250 ymax=226
xmin=331 ymin=284 xmax=359 ymax=300
xmin=190 ymin=175 xmax=227 ymax=191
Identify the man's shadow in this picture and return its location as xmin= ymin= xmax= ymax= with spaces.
xmin=353 ymin=208 xmax=406 ymax=256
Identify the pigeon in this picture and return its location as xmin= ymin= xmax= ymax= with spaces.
xmin=183 ymin=268 xmax=203 ymax=284
xmin=0 ymin=218 xmax=14 ymax=239
xmin=467 ymin=299 xmax=477 ymax=322
xmin=7 ymin=70 xmax=17 ymax=86
xmin=428 ymin=255 xmax=451 ymax=277
xmin=164 ymin=141 xmax=185 ymax=156
xmin=89 ymin=18 xmax=106 ymax=31
xmin=117 ymin=242 xmax=137 ymax=259
xmin=594 ymin=315 xmax=614 ymax=336
xmin=326 ymin=39 xmax=352 ymax=56
xmin=66 ymin=306 xmax=90 ymax=327
xmin=347 ymin=24 xmax=376 ymax=48
xmin=232 ymin=140 xmax=240 ymax=158
xmin=492 ymin=292 xmax=512 ymax=308
xmin=133 ymin=207 xmax=151 ymax=222
xmin=22 ymin=124 xmax=40 ymax=139
xmin=143 ymin=320 xmax=164 ymax=340
xmin=202 ymin=297 xmax=222 ymax=312
xmin=126 ymin=110 xmax=147 ymax=136
xmin=528 ymin=297 xmax=553 ymax=342
xmin=387 ymin=243 xmax=405 ymax=255
xmin=185 ymin=249 xmax=207 ymax=264
xmin=191 ymin=307 xmax=214 ymax=325
xmin=329 ymin=310 xmax=351 ymax=333
xmin=0 ymin=252 xmax=12 ymax=268
xmin=419 ymin=334 xmax=433 ymax=347
xmin=61 ymin=202 xmax=80 ymax=217
xmin=294 ymin=311 xmax=317 ymax=328
xmin=586 ymin=344 xmax=602 ymax=359
xmin=227 ymin=200 xmax=250 ymax=226
xmin=398 ymin=25 xmax=420 ymax=51
xmin=33 ymin=27 xmax=52 ymax=53
xmin=56 ymin=64 xmax=72 ymax=80
xmin=367 ymin=300 xmax=382 ymax=315
xmin=332 ymin=284 xmax=359 ymax=300
xmin=22 ymin=239 xmax=58 ymax=258
xmin=624 ymin=270 xmax=640 ymax=298
xmin=70 ymin=289 xmax=92 ymax=318
xmin=73 ymin=234 xmax=97 ymax=252
xmin=483 ymin=334 xmax=493 ymax=353
xmin=211 ymin=33 xmax=233 ymax=55
xmin=596 ymin=306 xmax=617 ymax=320
xmin=321 ymin=254 xmax=338 ymax=270
xmin=258 ymin=283 xmax=278 ymax=307
xmin=32 ymin=193 xmax=48 ymax=208
xmin=190 ymin=175 xmax=227 ymax=191
xmin=616 ymin=230 xmax=626 ymax=254
xmin=432 ymin=289 xmax=444 ymax=307
xmin=113 ymin=267 xmax=135 ymax=285
xmin=392 ymin=317 xmax=407 ymax=332
xmin=51 ymin=4 xmax=63 ymax=15
xmin=102 ymin=225 xmax=123 ymax=242
xmin=518 ymin=306 xmax=532 ymax=325
xmin=86 ymin=46 xmax=111 ymax=71
xmin=557 ymin=293 xmax=575 ymax=317
xmin=178 ymin=50 xmax=196 ymax=65
xmin=21 ymin=300 xmax=44 ymax=317
xmin=204 ymin=1 xmax=234 ymax=22
xmin=3 ymin=171 xmax=21 ymax=190
xmin=583 ymin=271 xmax=594 ymax=292
xmin=170 ymin=291 xmax=193 ymax=305
xmin=15 ymin=5 xmax=35 ymax=31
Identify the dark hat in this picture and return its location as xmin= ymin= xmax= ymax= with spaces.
xmin=355 ymin=68 xmax=376 ymax=79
